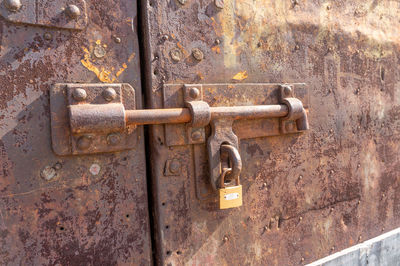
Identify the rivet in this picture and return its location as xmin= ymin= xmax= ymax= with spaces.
xmin=65 ymin=4 xmax=81 ymax=19
xmin=54 ymin=162 xmax=62 ymax=170
xmin=72 ymin=88 xmax=87 ymax=101
xmin=169 ymin=159 xmax=181 ymax=174
xmin=114 ymin=37 xmax=121 ymax=43
xmin=215 ymin=39 xmax=221 ymax=45
xmin=94 ymin=45 xmax=106 ymax=58
xmin=41 ymin=166 xmax=57 ymax=181
xmin=192 ymin=48 xmax=204 ymax=61
xmin=4 ymin=0 xmax=22 ymax=12
xmin=299 ymin=175 xmax=303 ymax=180
xmin=191 ymin=130 xmax=202 ymax=141
xmin=43 ymin=33 xmax=53 ymax=41
xmin=161 ymin=34 xmax=169 ymax=42
xmin=262 ymin=182 xmax=267 ymax=187
xmin=177 ymin=0 xmax=186 ymax=5
xmin=170 ymin=48 xmax=182 ymax=62
xmin=214 ymin=0 xmax=224 ymax=9
xmin=107 ymin=133 xmax=121 ymax=146
xmin=89 ymin=163 xmax=101 ymax=176
xmin=77 ymin=135 xmax=92 ymax=150
xmin=189 ymin=87 xmax=200 ymax=99
xmin=223 ymin=236 xmax=229 ymax=242
xmin=301 ymin=257 xmax=305 ymax=262
xmin=102 ymin=87 xmax=117 ymax=101
xmin=283 ymin=85 xmax=292 ymax=95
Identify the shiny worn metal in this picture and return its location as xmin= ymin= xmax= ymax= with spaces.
xmin=142 ymin=1 xmax=400 ymax=265
xmin=4 ymin=0 xmax=22 ymax=12
xmin=0 ymin=0 xmax=151 ymax=264
xmin=65 ymin=4 xmax=81 ymax=19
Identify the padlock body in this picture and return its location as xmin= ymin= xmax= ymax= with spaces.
xmin=219 ymin=185 xmax=243 ymax=209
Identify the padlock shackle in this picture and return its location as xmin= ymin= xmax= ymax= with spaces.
xmin=219 ymin=144 xmax=242 ymax=188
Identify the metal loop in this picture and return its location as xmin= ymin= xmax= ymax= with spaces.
xmin=185 ymin=101 xmax=211 ymax=128
xmin=219 ymin=144 xmax=242 ymax=188
xmin=219 ymin=168 xmax=232 ymax=188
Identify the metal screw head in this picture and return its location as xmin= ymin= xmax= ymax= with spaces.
xmin=192 ymin=48 xmax=204 ymax=61
xmin=107 ymin=133 xmax=121 ymax=146
xmin=189 ymin=87 xmax=200 ymax=99
xmin=72 ymin=88 xmax=87 ymax=101
xmin=215 ymin=0 xmax=224 ymax=9
xmin=77 ymin=135 xmax=92 ymax=150
xmin=191 ymin=130 xmax=202 ymax=141
xmin=169 ymin=159 xmax=181 ymax=174
xmin=43 ymin=33 xmax=53 ymax=40
xmin=65 ymin=4 xmax=81 ymax=19
xmin=102 ymin=88 xmax=117 ymax=101
xmin=170 ymin=48 xmax=182 ymax=62
xmin=4 ymin=0 xmax=22 ymax=12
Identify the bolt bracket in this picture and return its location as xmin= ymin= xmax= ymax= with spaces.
xmin=50 ymin=83 xmax=138 ymax=155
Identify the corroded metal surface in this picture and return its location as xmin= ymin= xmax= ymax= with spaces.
xmin=142 ymin=0 xmax=400 ymax=265
xmin=0 ymin=0 xmax=151 ymax=264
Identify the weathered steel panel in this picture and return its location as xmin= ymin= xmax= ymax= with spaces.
xmin=0 ymin=0 xmax=152 ymax=264
xmin=142 ymin=0 xmax=400 ymax=265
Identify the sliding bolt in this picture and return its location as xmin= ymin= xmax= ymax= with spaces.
xmin=4 ymin=0 xmax=21 ymax=12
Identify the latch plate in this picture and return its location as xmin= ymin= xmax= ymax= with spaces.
xmin=50 ymin=83 xmax=138 ymax=156
xmin=163 ymin=83 xmax=309 ymax=147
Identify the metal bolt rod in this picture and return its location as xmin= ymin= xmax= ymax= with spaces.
xmin=125 ymin=104 xmax=289 ymax=125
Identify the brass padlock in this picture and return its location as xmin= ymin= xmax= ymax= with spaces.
xmin=219 ymin=168 xmax=243 ymax=209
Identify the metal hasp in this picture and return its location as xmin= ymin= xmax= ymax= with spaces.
xmin=51 ymin=83 xmax=308 ymax=191
xmin=0 ymin=0 xmax=88 ymax=30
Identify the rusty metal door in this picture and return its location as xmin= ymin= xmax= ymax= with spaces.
xmin=141 ymin=0 xmax=400 ymax=265
xmin=0 ymin=0 xmax=152 ymax=264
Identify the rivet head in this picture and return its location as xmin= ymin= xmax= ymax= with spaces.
xmin=43 ymin=32 xmax=53 ymax=40
xmin=169 ymin=159 xmax=181 ymax=174
xmin=189 ymin=87 xmax=200 ymax=99
xmin=4 ymin=0 xmax=22 ymax=12
xmin=72 ymin=88 xmax=87 ymax=101
xmin=192 ymin=48 xmax=204 ymax=61
xmin=94 ymin=45 xmax=106 ymax=58
xmin=170 ymin=48 xmax=182 ymax=62
xmin=214 ymin=0 xmax=224 ymax=9
xmin=107 ymin=133 xmax=121 ymax=146
xmin=177 ymin=0 xmax=186 ymax=5
xmin=65 ymin=4 xmax=81 ymax=19
xmin=103 ymin=88 xmax=117 ymax=101
xmin=77 ymin=135 xmax=92 ymax=150
xmin=41 ymin=166 xmax=57 ymax=181
xmin=191 ymin=130 xmax=202 ymax=141
xmin=283 ymin=85 xmax=292 ymax=96
xmin=223 ymin=236 xmax=229 ymax=242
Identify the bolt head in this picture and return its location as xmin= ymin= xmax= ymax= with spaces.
xmin=4 ymin=0 xmax=22 ymax=12
xmin=169 ymin=159 xmax=181 ymax=174
xmin=77 ymin=135 xmax=92 ymax=150
xmin=215 ymin=0 xmax=224 ymax=9
xmin=189 ymin=87 xmax=200 ymax=99
xmin=191 ymin=130 xmax=202 ymax=141
xmin=72 ymin=88 xmax=87 ymax=101
xmin=192 ymin=48 xmax=204 ymax=61
xmin=170 ymin=48 xmax=182 ymax=62
xmin=66 ymin=4 xmax=81 ymax=19
xmin=103 ymin=88 xmax=117 ymax=101
xmin=107 ymin=133 xmax=121 ymax=146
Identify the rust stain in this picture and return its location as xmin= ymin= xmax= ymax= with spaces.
xmin=232 ymin=71 xmax=248 ymax=81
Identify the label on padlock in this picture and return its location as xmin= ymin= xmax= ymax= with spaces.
xmin=219 ymin=185 xmax=243 ymax=209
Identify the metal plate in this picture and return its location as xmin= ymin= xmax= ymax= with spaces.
xmin=50 ymin=83 xmax=138 ymax=155
xmin=0 ymin=0 xmax=87 ymax=30
xmin=163 ymin=83 xmax=309 ymax=146
xmin=142 ymin=0 xmax=400 ymax=265
xmin=0 ymin=0 xmax=151 ymax=264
